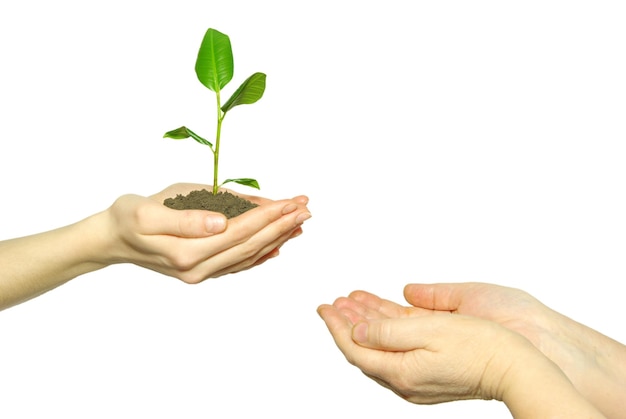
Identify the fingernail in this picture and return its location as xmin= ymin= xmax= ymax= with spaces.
xmin=282 ymin=203 xmax=298 ymax=215
xmin=205 ymin=215 xmax=226 ymax=233
xmin=296 ymin=212 xmax=312 ymax=224
xmin=353 ymin=322 xmax=368 ymax=343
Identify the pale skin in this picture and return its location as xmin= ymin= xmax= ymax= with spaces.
xmin=0 ymin=183 xmax=311 ymax=311
xmin=318 ymin=282 xmax=625 ymax=418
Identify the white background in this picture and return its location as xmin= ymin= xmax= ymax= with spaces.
xmin=1 ymin=1 xmax=624 ymax=418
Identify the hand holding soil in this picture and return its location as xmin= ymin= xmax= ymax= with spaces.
xmin=0 ymin=183 xmax=311 ymax=310
xmin=110 ymin=183 xmax=311 ymax=282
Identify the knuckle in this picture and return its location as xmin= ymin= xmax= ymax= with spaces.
xmin=132 ymin=200 xmax=153 ymax=229
xmin=177 ymin=270 xmax=206 ymax=285
xmin=167 ymin=250 xmax=198 ymax=272
xmin=177 ymin=212 xmax=193 ymax=236
xmin=344 ymin=353 xmax=359 ymax=367
xmin=376 ymin=322 xmax=394 ymax=346
xmin=234 ymin=241 xmax=260 ymax=261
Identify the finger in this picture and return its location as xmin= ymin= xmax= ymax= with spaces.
xmin=206 ymin=241 xmax=282 ymax=278
xmin=241 ymin=193 xmax=308 ymax=207
xmin=349 ymin=290 xmax=420 ymax=319
xmin=319 ymin=305 xmax=415 ymax=383
xmin=317 ymin=304 xmax=370 ymax=364
xmin=228 ymin=230 xmax=292 ymax=274
xmin=319 ymin=306 xmax=409 ymax=384
xmin=199 ymin=222 xmax=304 ymax=278
xmin=353 ymin=317 xmax=441 ymax=352
xmin=175 ymin=212 xmax=304 ymax=280
xmin=235 ymin=213 xmax=307 ymax=256
xmin=173 ymin=199 xmax=301 ymax=264
xmin=330 ymin=297 xmax=372 ymax=325
xmin=134 ymin=196 xmax=227 ymax=237
xmin=157 ymin=199 xmax=310 ymax=281
xmin=333 ymin=294 xmax=389 ymax=322
xmin=213 ymin=204 xmax=308 ymax=265
xmin=288 ymin=226 xmax=304 ymax=239
xmin=251 ymin=247 xmax=281 ymax=266
xmin=292 ymin=195 xmax=309 ymax=205
xmin=223 ymin=199 xmax=308 ymax=242
xmin=212 ymin=246 xmax=281 ymax=277
xmin=403 ymin=283 xmax=470 ymax=312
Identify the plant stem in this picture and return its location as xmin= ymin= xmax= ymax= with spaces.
xmin=213 ymin=90 xmax=224 ymax=195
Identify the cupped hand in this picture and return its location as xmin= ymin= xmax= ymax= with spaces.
xmin=402 ymin=282 xmax=626 ymax=418
xmin=317 ymin=291 xmax=537 ymax=405
xmin=104 ymin=183 xmax=311 ymax=282
xmin=401 ymin=282 xmax=578 ymax=383
xmin=402 ymin=283 xmax=549 ymax=348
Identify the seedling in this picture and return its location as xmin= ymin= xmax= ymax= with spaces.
xmin=164 ymin=28 xmax=266 ymax=195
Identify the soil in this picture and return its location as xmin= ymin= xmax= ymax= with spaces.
xmin=163 ymin=189 xmax=258 ymax=219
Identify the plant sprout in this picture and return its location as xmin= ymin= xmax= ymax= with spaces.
xmin=164 ymin=28 xmax=266 ymax=195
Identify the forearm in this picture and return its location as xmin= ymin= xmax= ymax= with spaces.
xmin=0 ymin=212 xmax=111 ymax=310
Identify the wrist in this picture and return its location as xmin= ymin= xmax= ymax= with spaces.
xmin=499 ymin=339 xmax=605 ymax=418
xmin=541 ymin=310 xmax=626 ymax=418
xmin=72 ymin=210 xmax=119 ymax=269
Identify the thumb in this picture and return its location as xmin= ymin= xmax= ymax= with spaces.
xmin=142 ymin=202 xmax=227 ymax=237
xmin=403 ymin=283 xmax=461 ymax=311
xmin=352 ymin=318 xmax=433 ymax=352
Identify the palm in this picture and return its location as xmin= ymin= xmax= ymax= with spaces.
xmin=338 ymin=284 xmax=550 ymax=352
xmin=403 ymin=283 xmax=551 ymax=350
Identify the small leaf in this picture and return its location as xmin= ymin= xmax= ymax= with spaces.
xmin=221 ymin=178 xmax=260 ymax=190
xmin=221 ymin=72 xmax=266 ymax=113
xmin=195 ymin=28 xmax=233 ymax=92
xmin=163 ymin=126 xmax=213 ymax=147
xmin=163 ymin=126 xmax=191 ymax=139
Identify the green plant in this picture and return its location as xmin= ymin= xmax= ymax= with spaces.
xmin=164 ymin=28 xmax=266 ymax=195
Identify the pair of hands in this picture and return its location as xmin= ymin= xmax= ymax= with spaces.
xmin=104 ymin=183 xmax=311 ymax=283
xmin=318 ymin=283 xmax=620 ymax=417
xmin=318 ymin=284 xmax=542 ymax=404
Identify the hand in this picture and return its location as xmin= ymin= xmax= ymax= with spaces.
xmin=318 ymin=290 xmax=606 ymax=417
xmin=104 ymin=183 xmax=311 ymax=283
xmin=402 ymin=282 xmax=626 ymax=418
xmin=0 ymin=183 xmax=310 ymax=310
xmin=402 ymin=282 xmax=549 ymax=347
xmin=317 ymin=291 xmax=528 ymax=404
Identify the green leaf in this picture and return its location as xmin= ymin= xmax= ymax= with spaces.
xmin=195 ymin=28 xmax=233 ymax=92
xmin=221 ymin=178 xmax=260 ymax=189
xmin=163 ymin=126 xmax=213 ymax=147
xmin=221 ymin=72 xmax=267 ymax=113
